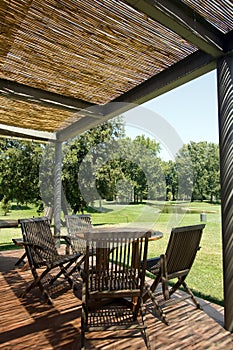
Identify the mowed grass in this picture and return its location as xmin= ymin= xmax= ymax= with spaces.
xmin=0 ymin=201 xmax=223 ymax=305
xmin=0 ymin=204 xmax=39 ymax=247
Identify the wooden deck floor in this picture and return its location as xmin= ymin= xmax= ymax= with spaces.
xmin=0 ymin=249 xmax=233 ymax=350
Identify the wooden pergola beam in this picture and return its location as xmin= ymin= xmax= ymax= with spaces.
xmin=0 ymin=78 xmax=97 ymax=114
xmin=124 ymin=0 xmax=225 ymax=57
xmin=103 ymin=50 xmax=216 ymax=116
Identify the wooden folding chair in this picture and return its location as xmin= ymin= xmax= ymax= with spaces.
xmin=13 ymin=206 xmax=53 ymax=268
xmin=144 ymin=224 xmax=205 ymax=325
xmin=19 ymin=217 xmax=82 ymax=304
xmin=81 ymin=230 xmax=151 ymax=349
xmin=65 ymin=214 xmax=92 ymax=255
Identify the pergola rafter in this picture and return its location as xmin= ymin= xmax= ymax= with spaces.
xmin=124 ymin=0 xmax=225 ymax=56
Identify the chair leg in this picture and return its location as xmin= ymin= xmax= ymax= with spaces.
xmin=20 ymin=279 xmax=53 ymax=305
xmin=145 ymin=284 xmax=169 ymax=325
xmin=182 ymin=280 xmax=202 ymax=310
xmin=140 ymin=299 xmax=151 ymax=350
xmin=20 ymin=266 xmax=54 ymax=305
xmin=169 ymin=278 xmax=202 ymax=310
xmin=15 ymin=252 xmax=27 ymax=266
xmin=19 ymin=265 xmax=39 ymax=297
xmin=81 ymin=285 xmax=87 ymax=350
xmin=21 ymin=262 xmax=30 ymax=271
xmin=52 ymin=255 xmax=84 ymax=285
xmin=66 ymin=255 xmax=86 ymax=284
xmin=19 ymin=280 xmax=36 ymax=298
xmin=49 ymin=261 xmax=75 ymax=287
xmin=38 ymin=281 xmax=53 ymax=305
xmin=81 ymin=317 xmax=85 ymax=350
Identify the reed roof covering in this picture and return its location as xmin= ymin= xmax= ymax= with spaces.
xmin=0 ymin=0 xmax=232 ymax=141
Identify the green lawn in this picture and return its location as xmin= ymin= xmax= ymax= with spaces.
xmin=0 ymin=204 xmax=39 ymax=248
xmin=0 ymin=200 xmax=223 ymax=305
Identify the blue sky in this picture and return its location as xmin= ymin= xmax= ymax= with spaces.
xmin=124 ymin=70 xmax=219 ymax=160
xmin=143 ymin=70 xmax=219 ymax=144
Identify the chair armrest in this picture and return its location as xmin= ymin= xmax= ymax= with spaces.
xmin=53 ymin=234 xmax=67 ymax=239
xmin=60 ymin=235 xmax=71 ymax=240
xmin=12 ymin=238 xmax=23 ymax=246
xmin=54 ymin=234 xmax=71 ymax=244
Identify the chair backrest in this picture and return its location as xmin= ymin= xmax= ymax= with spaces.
xmin=43 ymin=206 xmax=53 ymax=223
xmin=20 ymin=217 xmax=59 ymax=267
xmin=165 ymin=224 xmax=205 ymax=278
xmin=65 ymin=214 xmax=92 ymax=254
xmin=85 ymin=231 xmax=150 ymax=304
xmin=66 ymin=214 xmax=92 ymax=230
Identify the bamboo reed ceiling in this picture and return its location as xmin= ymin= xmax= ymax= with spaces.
xmin=181 ymin=0 xmax=233 ymax=33
xmin=0 ymin=0 xmax=196 ymax=104
xmin=0 ymin=96 xmax=85 ymax=132
xmin=0 ymin=0 xmax=232 ymax=139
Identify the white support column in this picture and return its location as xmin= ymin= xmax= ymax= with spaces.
xmin=54 ymin=141 xmax=62 ymax=240
xmin=217 ymin=54 xmax=233 ymax=332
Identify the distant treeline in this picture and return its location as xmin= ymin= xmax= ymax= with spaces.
xmin=0 ymin=119 xmax=220 ymax=214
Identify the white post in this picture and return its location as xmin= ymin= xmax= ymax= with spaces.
xmin=54 ymin=141 xmax=62 ymax=242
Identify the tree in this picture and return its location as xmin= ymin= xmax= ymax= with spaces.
xmin=1 ymin=196 xmax=11 ymax=215
xmin=162 ymin=160 xmax=178 ymax=200
xmin=205 ymin=143 xmax=220 ymax=202
xmin=96 ymin=159 xmax=124 ymax=201
xmin=62 ymin=118 xmax=125 ymax=213
xmin=175 ymin=141 xmax=220 ymax=202
xmin=175 ymin=144 xmax=194 ymax=200
xmin=95 ymin=135 xmax=166 ymax=204
xmin=0 ymin=138 xmax=43 ymax=205
xmin=114 ymin=136 xmax=165 ymax=203
xmin=131 ymin=136 xmax=165 ymax=202
xmin=38 ymin=143 xmax=56 ymax=208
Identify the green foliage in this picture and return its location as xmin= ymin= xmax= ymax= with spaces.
xmin=0 ymin=132 xmax=220 ymax=220
xmin=174 ymin=144 xmax=194 ymax=200
xmin=95 ymin=135 xmax=164 ymax=204
xmin=0 ymin=138 xmax=43 ymax=205
xmin=175 ymin=142 xmax=220 ymax=202
xmin=62 ymin=118 xmax=125 ymax=213
xmin=39 ymin=143 xmax=56 ymax=207
xmin=1 ymin=196 xmax=11 ymax=215
xmin=162 ymin=160 xmax=178 ymax=200
xmin=62 ymin=126 xmax=164 ymax=212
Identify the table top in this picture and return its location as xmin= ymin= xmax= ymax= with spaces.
xmin=69 ymin=225 xmax=163 ymax=241
xmin=0 ymin=219 xmax=19 ymax=228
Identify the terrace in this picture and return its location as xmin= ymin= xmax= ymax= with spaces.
xmin=0 ymin=0 xmax=232 ymax=344
xmin=0 ymin=248 xmax=233 ymax=349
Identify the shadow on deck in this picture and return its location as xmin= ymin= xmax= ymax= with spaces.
xmin=0 ymin=249 xmax=232 ymax=349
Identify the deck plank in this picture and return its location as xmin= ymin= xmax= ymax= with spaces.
xmin=0 ymin=249 xmax=232 ymax=349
